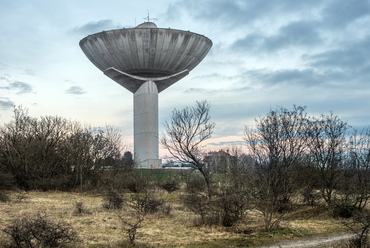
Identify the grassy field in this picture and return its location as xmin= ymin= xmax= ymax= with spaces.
xmin=0 ymin=189 xmax=353 ymax=248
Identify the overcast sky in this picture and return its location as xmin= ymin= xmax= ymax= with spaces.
xmin=1 ymin=0 xmax=370 ymax=155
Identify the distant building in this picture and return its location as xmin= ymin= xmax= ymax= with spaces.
xmin=203 ymin=149 xmax=237 ymax=173
xmin=162 ymin=161 xmax=193 ymax=170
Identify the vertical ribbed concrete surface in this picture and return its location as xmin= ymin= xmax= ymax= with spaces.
xmin=134 ymin=81 xmax=161 ymax=169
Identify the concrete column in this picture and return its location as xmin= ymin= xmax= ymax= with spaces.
xmin=133 ymin=81 xmax=162 ymax=169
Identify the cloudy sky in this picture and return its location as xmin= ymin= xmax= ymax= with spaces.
xmin=1 ymin=0 xmax=370 ymax=155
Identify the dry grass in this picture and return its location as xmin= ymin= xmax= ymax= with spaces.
xmin=0 ymin=190 xmax=350 ymax=247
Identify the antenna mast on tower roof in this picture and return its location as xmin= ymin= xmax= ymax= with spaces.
xmin=143 ymin=12 xmax=158 ymax=23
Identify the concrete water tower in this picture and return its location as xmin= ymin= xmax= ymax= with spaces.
xmin=79 ymin=22 xmax=212 ymax=168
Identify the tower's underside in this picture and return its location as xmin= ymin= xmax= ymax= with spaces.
xmin=79 ymin=22 xmax=212 ymax=168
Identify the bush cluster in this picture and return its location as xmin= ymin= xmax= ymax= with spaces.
xmin=2 ymin=213 xmax=77 ymax=248
xmin=0 ymin=106 xmax=128 ymax=192
xmin=160 ymin=179 xmax=180 ymax=193
xmin=0 ymin=191 xmax=10 ymax=202
xmin=139 ymin=196 xmax=164 ymax=214
xmin=102 ymin=190 xmax=125 ymax=210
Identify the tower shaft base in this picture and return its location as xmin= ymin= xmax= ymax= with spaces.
xmin=134 ymin=81 xmax=162 ymax=168
xmin=137 ymin=159 xmax=162 ymax=169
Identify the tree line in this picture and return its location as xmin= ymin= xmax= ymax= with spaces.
xmin=1 ymin=102 xmax=370 ymax=233
xmin=0 ymin=106 xmax=132 ymax=192
xmin=161 ymin=101 xmax=370 ymax=231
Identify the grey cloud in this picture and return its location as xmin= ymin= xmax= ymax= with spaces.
xmin=183 ymin=84 xmax=252 ymax=95
xmin=184 ymin=88 xmax=208 ymax=94
xmin=165 ymin=0 xmax=323 ymax=28
xmin=244 ymin=68 xmax=325 ymax=86
xmin=276 ymin=0 xmax=325 ymax=12
xmin=231 ymin=33 xmax=263 ymax=52
xmin=0 ymin=99 xmax=14 ymax=109
xmin=232 ymin=21 xmax=321 ymax=53
xmin=322 ymin=0 xmax=370 ymax=27
xmin=0 ymin=76 xmax=10 ymax=82
xmin=183 ymin=73 xmax=247 ymax=94
xmin=69 ymin=20 xmax=122 ymax=35
xmin=164 ymin=0 xmax=249 ymax=27
xmin=166 ymin=0 xmax=369 ymax=55
xmin=183 ymin=87 xmax=229 ymax=94
xmin=0 ymin=81 xmax=33 ymax=94
xmin=65 ymin=86 xmax=86 ymax=95
xmin=269 ymin=21 xmax=321 ymax=48
xmin=308 ymin=49 xmax=367 ymax=69
xmin=305 ymin=36 xmax=370 ymax=75
xmin=23 ymin=69 xmax=34 ymax=75
xmin=358 ymin=64 xmax=370 ymax=78
xmin=191 ymin=73 xmax=237 ymax=81
xmin=191 ymin=1 xmax=254 ymax=25
xmin=163 ymin=0 xmax=370 ymax=52
xmin=12 ymin=81 xmax=32 ymax=94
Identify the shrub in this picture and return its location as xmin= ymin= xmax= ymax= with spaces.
xmin=125 ymin=173 xmax=149 ymax=193
xmin=217 ymin=191 xmax=247 ymax=227
xmin=184 ymin=174 xmax=207 ymax=194
xmin=74 ymin=201 xmax=84 ymax=215
xmin=16 ymin=191 xmax=28 ymax=202
xmin=2 ymin=213 xmax=77 ymax=248
xmin=0 ymin=172 xmax=15 ymax=190
xmin=182 ymin=186 xmax=248 ymax=227
xmin=161 ymin=203 xmax=173 ymax=216
xmin=333 ymin=204 xmax=356 ymax=219
xmin=73 ymin=201 xmax=91 ymax=215
xmin=140 ymin=196 xmax=164 ymax=214
xmin=101 ymin=169 xmax=132 ymax=192
xmin=118 ymin=194 xmax=147 ymax=246
xmin=332 ymin=196 xmax=357 ymax=218
xmin=301 ymin=187 xmax=320 ymax=207
xmin=160 ymin=180 xmax=180 ymax=193
xmin=182 ymin=193 xmax=211 ymax=224
xmin=102 ymin=190 xmax=125 ymax=210
xmin=0 ymin=191 xmax=10 ymax=202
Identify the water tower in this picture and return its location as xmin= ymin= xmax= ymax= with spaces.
xmin=79 ymin=22 xmax=212 ymax=168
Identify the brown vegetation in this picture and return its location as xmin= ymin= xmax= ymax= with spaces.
xmin=0 ymin=190 xmax=351 ymax=247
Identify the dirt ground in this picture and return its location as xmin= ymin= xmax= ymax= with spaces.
xmin=257 ymin=232 xmax=356 ymax=248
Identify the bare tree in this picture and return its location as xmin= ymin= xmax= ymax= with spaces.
xmin=63 ymin=125 xmax=123 ymax=193
xmin=244 ymin=105 xmax=309 ymax=231
xmin=116 ymin=193 xmax=149 ymax=246
xmin=306 ymin=113 xmax=349 ymax=210
xmin=0 ymin=106 xmax=36 ymax=188
xmin=348 ymin=127 xmax=370 ymax=211
xmin=334 ymin=127 xmax=370 ymax=216
xmin=161 ymin=100 xmax=215 ymax=197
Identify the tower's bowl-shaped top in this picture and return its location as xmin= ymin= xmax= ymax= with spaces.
xmin=79 ymin=22 xmax=212 ymax=93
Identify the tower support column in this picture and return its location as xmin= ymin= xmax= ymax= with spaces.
xmin=133 ymin=81 xmax=162 ymax=168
